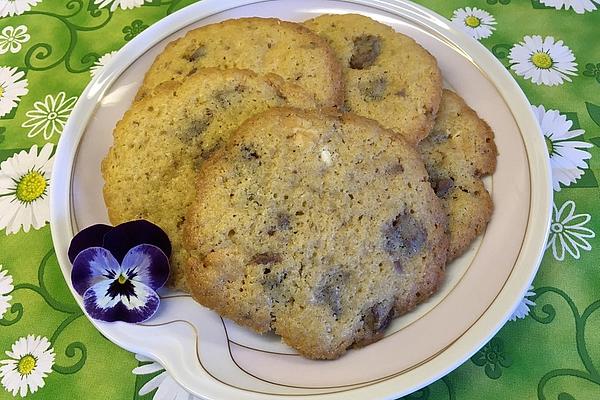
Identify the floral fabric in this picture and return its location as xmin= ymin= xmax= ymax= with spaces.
xmin=0 ymin=1 xmax=598 ymax=399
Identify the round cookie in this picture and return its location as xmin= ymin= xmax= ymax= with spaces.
xmin=136 ymin=17 xmax=343 ymax=108
xmin=102 ymin=69 xmax=317 ymax=291
xmin=304 ymin=13 xmax=442 ymax=144
xmin=418 ymin=89 xmax=497 ymax=261
xmin=183 ymin=108 xmax=448 ymax=359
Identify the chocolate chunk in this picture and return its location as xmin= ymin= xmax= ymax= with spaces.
xmin=383 ymin=212 xmax=427 ymax=257
xmin=431 ymin=177 xmax=454 ymax=198
xmin=241 ymin=145 xmax=260 ymax=160
xmin=314 ymin=271 xmax=347 ymax=317
xmin=277 ymin=213 xmax=290 ymax=230
xmin=349 ymin=35 xmax=381 ymax=69
xmin=395 ymin=89 xmax=407 ymax=97
xmin=360 ymin=77 xmax=387 ymax=102
xmin=250 ymin=252 xmax=282 ymax=265
xmin=177 ymin=109 xmax=213 ymax=143
xmin=387 ymin=162 xmax=404 ymax=175
xmin=393 ymin=260 xmax=403 ymax=274
xmin=363 ymin=302 xmax=394 ymax=334
xmin=262 ymin=270 xmax=287 ymax=291
xmin=428 ymin=130 xmax=450 ymax=144
xmin=186 ymin=45 xmax=206 ymax=62
xmin=214 ymin=89 xmax=235 ymax=108
xmin=267 ymin=213 xmax=290 ymax=236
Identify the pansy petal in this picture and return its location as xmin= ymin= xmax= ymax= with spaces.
xmin=103 ymin=220 xmax=172 ymax=262
xmin=121 ymin=244 xmax=170 ymax=290
xmin=68 ymin=224 xmax=113 ymax=263
xmin=71 ymin=247 xmax=119 ymax=296
xmin=83 ymin=281 xmax=160 ymax=323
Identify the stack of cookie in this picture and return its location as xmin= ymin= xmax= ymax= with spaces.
xmin=102 ymin=14 xmax=497 ymax=359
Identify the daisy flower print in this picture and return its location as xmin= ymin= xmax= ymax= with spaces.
xmin=532 ymin=105 xmax=592 ymax=191
xmin=451 ymin=7 xmax=496 ymax=40
xmin=0 ymin=66 xmax=28 ymax=118
xmin=509 ymin=35 xmax=577 ymax=86
xmin=0 ymin=335 xmax=55 ymax=397
xmin=0 ymin=143 xmax=53 ymax=234
xmin=539 ymin=0 xmax=600 ymax=14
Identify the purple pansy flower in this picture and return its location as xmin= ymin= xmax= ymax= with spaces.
xmin=69 ymin=220 xmax=171 ymax=323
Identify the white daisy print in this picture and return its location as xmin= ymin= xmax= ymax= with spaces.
xmin=0 ymin=66 xmax=28 ymax=118
xmin=509 ymin=285 xmax=536 ymax=321
xmin=509 ymin=35 xmax=577 ymax=86
xmin=94 ymin=0 xmax=152 ymax=12
xmin=532 ymin=105 xmax=592 ymax=191
xmin=450 ymin=7 xmax=496 ymax=40
xmin=132 ymin=354 xmax=199 ymax=400
xmin=546 ymin=200 xmax=595 ymax=261
xmin=0 ymin=264 xmax=13 ymax=319
xmin=0 ymin=143 xmax=53 ymax=235
xmin=0 ymin=0 xmax=41 ymax=18
xmin=539 ymin=0 xmax=600 ymax=13
xmin=21 ymin=92 xmax=77 ymax=140
xmin=0 ymin=335 xmax=55 ymax=397
xmin=89 ymin=51 xmax=117 ymax=78
xmin=0 ymin=25 xmax=30 ymax=54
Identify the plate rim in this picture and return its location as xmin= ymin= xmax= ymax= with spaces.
xmin=49 ymin=0 xmax=553 ymax=398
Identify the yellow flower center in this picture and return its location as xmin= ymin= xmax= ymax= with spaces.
xmin=118 ymin=274 xmax=127 ymax=284
xmin=17 ymin=354 xmax=36 ymax=375
xmin=0 ymin=86 xmax=4 ymax=98
xmin=531 ymin=52 xmax=553 ymax=69
xmin=16 ymin=171 xmax=47 ymax=203
xmin=465 ymin=16 xmax=481 ymax=28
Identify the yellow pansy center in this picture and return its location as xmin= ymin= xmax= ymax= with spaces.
xmin=17 ymin=354 xmax=36 ymax=375
xmin=16 ymin=171 xmax=47 ymax=203
xmin=0 ymin=86 xmax=4 ymax=98
xmin=465 ymin=16 xmax=481 ymax=28
xmin=531 ymin=52 xmax=553 ymax=69
xmin=118 ymin=274 xmax=127 ymax=284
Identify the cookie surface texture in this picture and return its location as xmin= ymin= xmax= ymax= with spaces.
xmin=137 ymin=17 xmax=343 ymax=107
xmin=184 ymin=108 xmax=448 ymax=359
xmin=418 ymin=89 xmax=497 ymax=261
xmin=102 ymin=69 xmax=317 ymax=290
xmin=304 ymin=13 xmax=442 ymax=144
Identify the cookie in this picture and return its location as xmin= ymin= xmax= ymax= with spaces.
xmin=418 ymin=89 xmax=497 ymax=261
xmin=183 ymin=108 xmax=448 ymax=359
xmin=102 ymin=69 xmax=317 ymax=290
xmin=136 ymin=17 xmax=343 ymax=108
xmin=304 ymin=14 xmax=442 ymax=144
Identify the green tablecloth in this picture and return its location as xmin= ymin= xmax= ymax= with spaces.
xmin=0 ymin=1 xmax=598 ymax=399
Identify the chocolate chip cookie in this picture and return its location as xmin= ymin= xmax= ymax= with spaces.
xmin=304 ymin=13 xmax=442 ymax=144
xmin=136 ymin=17 xmax=343 ymax=107
xmin=419 ymin=90 xmax=497 ymax=260
xmin=102 ymin=69 xmax=317 ymax=290
xmin=183 ymin=107 xmax=448 ymax=359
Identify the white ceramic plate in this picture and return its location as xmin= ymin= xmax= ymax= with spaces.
xmin=50 ymin=0 xmax=552 ymax=398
